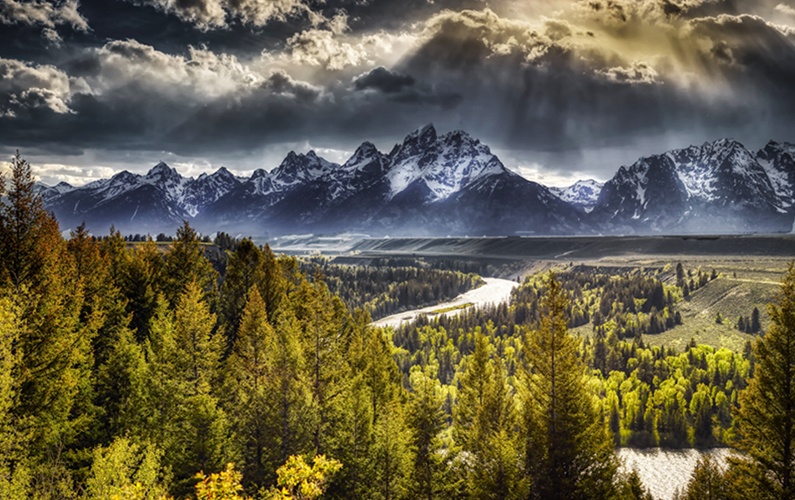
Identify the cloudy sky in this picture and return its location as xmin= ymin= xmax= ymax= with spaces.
xmin=2 ymin=0 xmax=795 ymax=186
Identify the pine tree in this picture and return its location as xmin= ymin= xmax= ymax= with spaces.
xmin=95 ymin=323 xmax=150 ymax=442
xmin=224 ymin=286 xmax=276 ymax=487
xmin=464 ymin=352 xmax=525 ymax=499
xmin=520 ymin=272 xmax=618 ymax=500
xmin=0 ymin=294 xmax=29 ymax=499
xmin=123 ymin=238 xmax=163 ymax=342
xmin=372 ymin=400 xmax=411 ymax=500
xmin=259 ymin=243 xmax=287 ymax=322
xmin=219 ymin=239 xmax=264 ymax=349
xmin=144 ymin=287 xmax=229 ymax=495
xmin=682 ymin=453 xmax=727 ymax=500
xmin=406 ymin=366 xmax=446 ymax=500
xmin=68 ymin=223 xmax=131 ymax=378
xmin=173 ymin=280 xmax=224 ymax=390
xmin=751 ymin=307 xmax=761 ymax=334
xmin=0 ymin=152 xmax=50 ymax=289
xmin=162 ymin=221 xmax=217 ymax=309
xmin=264 ymin=305 xmax=313 ymax=476
xmin=292 ymin=278 xmax=350 ymax=455
xmin=331 ymin=311 xmax=399 ymax=498
xmin=453 ymin=329 xmax=492 ymax=453
xmin=731 ymin=263 xmax=795 ymax=499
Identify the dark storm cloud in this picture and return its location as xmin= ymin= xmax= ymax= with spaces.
xmin=263 ymin=69 xmax=322 ymax=101
xmin=1 ymin=0 xmax=795 ymax=184
xmin=352 ymin=66 xmax=415 ymax=93
xmin=381 ymin=6 xmax=795 ymax=155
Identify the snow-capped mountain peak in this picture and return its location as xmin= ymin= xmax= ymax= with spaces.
xmin=36 ymin=128 xmax=795 ymax=237
xmin=551 ymin=179 xmax=604 ymax=213
xmin=271 ymin=151 xmax=337 ymax=187
xmin=146 ymin=161 xmax=180 ymax=179
xmin=343 ymin=142 xmax=381 ymax=171
xmin=384 ymin=125 xmax=507 ymax=201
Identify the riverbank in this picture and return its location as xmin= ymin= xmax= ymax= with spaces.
xmin=372 ymin=277 xmax=518 ymax=329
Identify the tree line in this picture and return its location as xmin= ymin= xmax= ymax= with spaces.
xmin=299 ymin=256 xmax=484 ymax=320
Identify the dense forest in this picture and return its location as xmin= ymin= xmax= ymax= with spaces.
xmin=2 ymin=153 xmax=795 ymax=499
xmin=298 ymin=256 xmax=484 ymax=320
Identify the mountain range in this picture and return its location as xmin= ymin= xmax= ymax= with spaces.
xmin=36 ymin=125 xmax=795 ymax=237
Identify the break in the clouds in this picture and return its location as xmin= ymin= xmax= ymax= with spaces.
xmin=1 ymin=0 xmax=795 ymax=186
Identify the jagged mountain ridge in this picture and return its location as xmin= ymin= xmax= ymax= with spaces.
xmin=591 ymin=138 xmax=795 ymax=234
xmin=38 ymin=127 xmax=795 ymax=236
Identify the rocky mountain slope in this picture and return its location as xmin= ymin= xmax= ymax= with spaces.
xmin=37 ymin=127 xmax=795 ymax=236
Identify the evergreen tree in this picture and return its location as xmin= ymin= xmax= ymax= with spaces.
xmin=372 ymin=400 xmax=411 ymax=500
xmin=0 ymin=154 xmax=98 ymax=498
xmin=331 ymin=311 xmax=399 ymax=498
xmin=143 ymin=296 xmax=181 ymax=447
xmin=144 ymin=287 xmax=229 ymax=496
xmin=732 ymin=264 xmax=795 ymax=499
xmin=162 ymin=221 xmax=218 ymax=309
xmin=751 ymin=307 xmax=761 ymax=334
xmin=0 ymin=152 xmax=50 ymax=289
xmin=95 ymin=323 xmax=150 ymax=443
xmin=173 ymin=280 xmax=224 ymax=390
xmin=681 ymin=453 xmax=727 ymax=500
xmin=520 ymin=272 xmax=618 ymax=500
xmin=219 ymin=239 xmax=264 ymax=349
xmin=406 ymin=366 xmax=446 ymax=500
xmin=617 ymin=470 xmax=653 ymax=500
xmin=292 ymin=278 xmax=349 ymax=455
xmin=263 ymin=305 xmax=312 ymax=476
xmin=171 ymin=281 xmax=229 ymax=491
xmin=260 ymin=244 xmax=287 ymax=321
xmin=453 ymin=329 xmax=492 ymax=453
xmin=0 ymin=294 xmax=29 ymax=499
xmin=224 ymin=286 xmax=277 ymax=487
xmin=123 ymin=238 xmax=163 ymax=342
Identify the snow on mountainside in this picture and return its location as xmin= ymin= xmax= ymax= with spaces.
xmin=384 ymin=125 xmax=505 ymax=201
xmin=551 ymin=180 xmax=603 ymax=213
xmin=36 ymin=127 xmax=795 ymax=236
xmin=756 ymin=140 xmax=795 ymax=209
xmin=592 ymin=138 xmax=794 ymax=234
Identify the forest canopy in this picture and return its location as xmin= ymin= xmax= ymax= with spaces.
xmin=1 ymin=154 xmax=794 ymax=499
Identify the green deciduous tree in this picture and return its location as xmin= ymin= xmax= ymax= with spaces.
xmin=266 ymin=455 xmax=342 ymax=500
xmin=83 ymin=438 xmax=170 ymax=500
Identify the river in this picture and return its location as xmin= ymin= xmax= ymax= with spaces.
xmin=371 ymin=278 xmax=730 ymax=500
xmin=618 ymin=448 xmax=733 ymax=500
xmin=372 ymin=277 xmax=518 ymax=329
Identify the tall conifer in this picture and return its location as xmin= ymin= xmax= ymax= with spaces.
xmin=732 ymin=264 xmax=795 ymax=499
xmin=520 ymin=272 xmax=618 ymax=500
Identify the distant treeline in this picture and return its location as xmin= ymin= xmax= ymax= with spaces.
xmin=299 ymin=256 xmax=485 ymax=320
